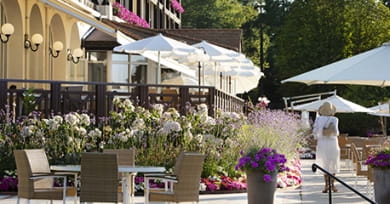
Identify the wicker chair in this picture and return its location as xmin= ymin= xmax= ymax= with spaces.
xmin=144 ymin=152 xmax=206 ymax=204
xmin=103 ymin=148 xmax=137 ymax=203
xmin=14 ymin=149 xmax=77 ymax=204
xmin=351 ymin=143 xmax=369 ymax=189
xmin=80 ymin=152 xmax=121 ymax=203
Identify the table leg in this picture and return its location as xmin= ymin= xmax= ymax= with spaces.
xmin=73 ymin=173 xmax=78 ymax=204
xmin=123 ymin=173 xmax=130 ymax=204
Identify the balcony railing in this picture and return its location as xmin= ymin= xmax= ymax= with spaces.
xmin=0 ymin=79 xmax=246 ymax=119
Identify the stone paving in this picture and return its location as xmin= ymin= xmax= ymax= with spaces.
xmin=0 ymin=159 xmax=375 ymax=203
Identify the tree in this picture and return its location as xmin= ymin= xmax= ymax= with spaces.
xmin=182 ymin=0 xmax=256 ymax=29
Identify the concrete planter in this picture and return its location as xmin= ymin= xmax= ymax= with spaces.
xmin=374 ymin=168 xmax=390 ymax=204
xmin=246 ymin=171 xmax=277 ymax=204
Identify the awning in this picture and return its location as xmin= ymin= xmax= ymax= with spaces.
xmin=40 ymin=0 xmax=116 ymax=36
xmin=141 ymin=51 xmax=196 ymax=77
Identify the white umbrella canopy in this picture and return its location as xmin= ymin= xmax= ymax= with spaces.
xmin=161 ymin=75 xmax=207 ymax=86
xmin=192 ymin=40 xmax=241 ymax=62
xmin=282 ymin=42 xmax=390 ymax=87
xmin=114 ymin=33 xmax=196 ymax=53
xmin=368 ymin=103 xmax=390 ymax=117
xmin=113 ymin=33 xmax=199 ymax=83
xmin=290 ymin=95 xmax=373 ymax=113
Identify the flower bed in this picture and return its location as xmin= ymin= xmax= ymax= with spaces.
xmin=171 ymin=0 xmax=184 ymax=13
xmin=0 ymin=98 xmax=306 ymax=193
xmin=112 ymin=2 xmax=150 ymax=28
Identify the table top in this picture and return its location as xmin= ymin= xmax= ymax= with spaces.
xmin=50 ymin=165 xmax=166 ymax=173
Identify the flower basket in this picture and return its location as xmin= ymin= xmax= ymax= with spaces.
xmin=236 ymin=147 xmax=289 ymax=204
xmin=366 ymin=147 xmax=390 ymax=204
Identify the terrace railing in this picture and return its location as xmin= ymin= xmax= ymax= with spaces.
xmin=0 ymin=79 xmax=245 ymax=119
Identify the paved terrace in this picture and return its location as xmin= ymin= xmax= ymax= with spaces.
xmin=0 ymin=160 xmax=373 ymax=204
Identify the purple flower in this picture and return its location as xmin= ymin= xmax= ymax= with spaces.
xmin=266 ymin=165 xmax=276 ymax=172
xmin=265 ymin=161 xmax=271 ymax=166
xmin=380 ymin=162 xmax=387 ymax=166
xmin=264 ymin=174 xmax=271 ymax=182
xmin=240 ymin=150 xmax=244 ymax=155
xmin=251 ymin=161 xmax=259 ymax=168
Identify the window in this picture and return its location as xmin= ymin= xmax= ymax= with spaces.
xmin=161 ymin=68 xmax=180 ymax=82
xmin=137 ymin=0 xmax=141 ymax=16
xmin=112 ymin=53 xmax=130 ymax=91
xmin=87 ymin=51 xmax=107 ymax=83
xmin=145 ymin=0 xmax=150 ymax=23
xmin=131 ymin=55 xmax=147 ymax=84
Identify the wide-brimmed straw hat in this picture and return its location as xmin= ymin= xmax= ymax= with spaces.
xmin=319 ymin=102 xmax=336 ymax=116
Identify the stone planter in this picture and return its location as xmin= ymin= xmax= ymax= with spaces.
xmin=374 ymin=168 xmax=390 ymax=204
xmin=246 ymin=171 xmax=277 ymax=204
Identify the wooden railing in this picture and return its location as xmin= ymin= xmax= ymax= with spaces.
xmin=0 ymin=79 xmax=246 ymax=118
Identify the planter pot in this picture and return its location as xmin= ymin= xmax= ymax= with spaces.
xmin=246 ymin=171 xmax=277 ymax=204
xmin=374 ymin=168 xmax=390 ymax=204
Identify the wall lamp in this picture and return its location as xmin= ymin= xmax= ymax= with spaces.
xmin=24 ymin=34 xmax=43 ymax=52
xmin=1 ymin=23 xmax=14 ymax=43
xmin=49 ymin=41 xmax=63 ymax=58
xmin=67 ymin=48 xmax=83 ymax=64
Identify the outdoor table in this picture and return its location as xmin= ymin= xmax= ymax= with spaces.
xmin=50 ymin=165 xmax=165 ymax=204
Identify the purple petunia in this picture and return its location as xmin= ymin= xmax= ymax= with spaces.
xmin=251 ymin=161 xmax=259 ymax=168
xmin=264 ymin=174 xmax=271 ymax=182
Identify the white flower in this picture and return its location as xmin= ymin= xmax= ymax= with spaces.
xmin=197 ymin=104 xmax=208 ymax=115
xmin=199 ymin=183 xmax=207 ymax=191
xmin=65 ymin=113 xmax=80 ymax=126
xmin=42 ymin=119 xmax=49 ymax=125
xmin=79 ymin=127 xmax=87 ymax=136
xmin=117 ymin=129 xmax=134 ymax=142
xmin=159 ymin=120 xmax=182 ymax=135
xmin=194 ymin=134 xmax=203 ymax=143
xmin=47 ymin=119 xmax=59 ymax=131
xmin=184 ymin=129 xmax=193 ymax=140
xmin=113 ymin=97 xmax=121 ymax=106
xmin=123 ymin=99 xmax=135 ymax=112
xmin=88 ymin=128 xmax=102 ymax=138
xmin=161 ymin=112 xmax=171 ymax=120
xmin=80 ymin=114 xmax=90 ymax=126
xmin=258 ymin=96 xmax=270 ymax=105
xmin=153 ymin=104 xmax=164 ymax=115
xmin=22 ymin=125 xmax=35 ymax=137
xmin=206 ymin=116 xmax=216 ymax=126
xmin=132 ymin=118 xmax=145 ymax=130
xmin=52 ymin=115 xmax=63 ymax=124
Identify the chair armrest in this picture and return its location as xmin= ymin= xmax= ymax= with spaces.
xmin=30 ymin=174 xmax=67 ymax=180
xmin=144 ymin=173 xmax=173 ymax=177
xmin=145 ymin=176 xmax=178 ymax=183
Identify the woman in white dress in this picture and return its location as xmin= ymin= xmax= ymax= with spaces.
xmin=312 ymin=102 xmax=340 ymax=193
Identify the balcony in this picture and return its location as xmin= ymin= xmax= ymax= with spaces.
xmin=0 ymin=79 xmax=246 ymax=119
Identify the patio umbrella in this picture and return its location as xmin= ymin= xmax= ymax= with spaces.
xmin=114 ymin=33 xmax=199 ymax=83
xmin=368 ymin=103 xmax=390 ymax=136
xmin=161 ymin=75 xmax=209 ymax=86
xmin=282 ymin=42 xmax=390 ymax=87
xmin=290 ymin=95 xmax=373 ymax=113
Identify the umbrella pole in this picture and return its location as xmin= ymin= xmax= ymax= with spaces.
xmin=380 ymin=116 xmax=386 ymax=137
xmin=198 ymin=61 xmax=201 ymax=94
xmin=157 ymin=51 xmax=161 ymax=84
xmin=214 ymin=62 xmax=217 ymax=88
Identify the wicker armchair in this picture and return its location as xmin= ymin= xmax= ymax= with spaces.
xmin=14 ymin=149 xmax=77 ymax=204
xmin=144 ymin=152 xmax=206 ymax=204
xmin=103 ymin=148 xmax=137 ymax=203
xmin=351 ymin=143 xmax=369 ymax=189
xmin=80 ymin=152 xmax=121 ymax=203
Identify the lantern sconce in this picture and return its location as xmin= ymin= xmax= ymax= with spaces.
xmin=24 ymin=34 xmax=43 ymax=52
xmin=0 ymin=23 xmax=14 ymax=43
xmin=67 ymin=48 xmax=83 ymax=64
xmin=49 ymin=41 xmax=63 ymax=58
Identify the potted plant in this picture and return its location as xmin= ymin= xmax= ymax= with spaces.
xmin=236 ymin=147 xmax=289 ymax=204
xmin=365 ymin=146 xmax=390 ymax=204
